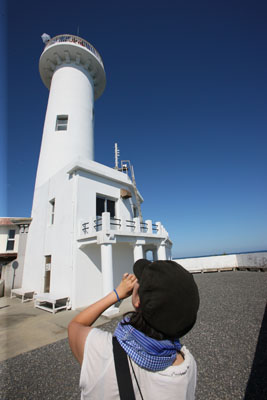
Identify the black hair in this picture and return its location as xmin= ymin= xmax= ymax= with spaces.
xmin=122 ymin=311 xmax=185 ymax=360
xmin=122 ymin=310 xmax=170 ymax=341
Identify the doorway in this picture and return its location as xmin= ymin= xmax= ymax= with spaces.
xmin=44 ymin=255 xmax=51 ymax=293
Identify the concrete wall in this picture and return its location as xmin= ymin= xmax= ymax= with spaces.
xmin=72 ymin=242 xmax=135 ymax=309
xmin=35 ymin=63 xmax=95 ymax=187
xmin=73 ymin=244 xmax=102 ymax=309
xmin=1 ymin=262 xmax=14 ymax=296
xmin=1 ymin=225 xmax=29 ymax=296
xmin=173 ymin=252 xmax=267 ymax=272
xmin=236 ymin=253 xmax=267 ymax=268
xmin=76 ymin=168 xmax=137 ymax=223
xmin=13 ymin=225 xmax=29 ymax=289
xmin=112 ymin=243 xmax=135 ymax=288
xmin=22 ymin=166 xmax=74 ymax=295
xmin=22 ymin=160 xmax=142 ymax=307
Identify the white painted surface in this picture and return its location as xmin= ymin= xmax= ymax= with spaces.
xmin=23 ymin=166 xmax=74 ymax=296
xmin=23 ymin=159 xmax=172 ymax=308
xmin=39 ymin=36 xmax=106 ymax=99
xmin=22 ymin=36 xmax=172 ymax=310
xmin=101 ymin=243 xmax=113 ymax=296
xmin=173 ymin=252 xmax=267 ymax=272
xmin=36 ymin=36 xmax=106 ymax=188
xmin=133 ymin=244 xmax=144 ymax=261
xmin=157 ymin=243 xmax=167 ymax=260
xmin=73 ymin=244 xmax=102 ymax=309
xmin=112 ymin=243 xmax=135 ymax=287
xmin=0 ymin=223 xmax=26 ymax=296
xmin=35 ymin=64 xmax=95 ymax=187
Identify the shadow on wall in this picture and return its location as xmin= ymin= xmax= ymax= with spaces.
xmin=244 ymin=304 xmax=267 ymax=400
xmin=82 ymin=245 xmax=101 ymax=272
xmin=236 ymin=253 xmax=267 ymax=269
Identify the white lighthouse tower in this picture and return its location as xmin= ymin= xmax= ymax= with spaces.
xmin=22 ymin=35 xmax=172 ymax=312
xmin=36 ymin=35 xmax=105 ymax=186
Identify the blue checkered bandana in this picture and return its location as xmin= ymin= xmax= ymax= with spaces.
xmin=114 ymin=319 xmax=181 ymax=371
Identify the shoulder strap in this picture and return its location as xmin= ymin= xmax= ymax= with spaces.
xmin=112 ymin=336 xmax=136 ymax=400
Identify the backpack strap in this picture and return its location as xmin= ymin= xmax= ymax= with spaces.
xmin=112 ymin=336 xmax=136 ymax=400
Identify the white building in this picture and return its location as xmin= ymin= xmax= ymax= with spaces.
xmin=0 ymin=218 xmax=31 ymax=296
xmin=22 ymin=34 xmax=172 ymax=310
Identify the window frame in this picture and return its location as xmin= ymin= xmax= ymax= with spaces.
xmin=96 ymin=195 xmax=116 ymax=218
xmin=6 ymin=229 xmax=16 ymax=251
xmin=55 ymin=115 xmax=68 ymax=131
xmin=44 ymin=255 xmax=51 ymax=293
xmin=50 ymin=199 xmax=55 ymax=225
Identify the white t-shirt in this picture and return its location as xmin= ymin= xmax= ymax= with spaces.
xmin=80 ymin=328 xmax=197 ymax=400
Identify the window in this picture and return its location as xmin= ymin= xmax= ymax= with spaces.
xmin=96 ymin=196 xmax=116 ymax=218
xmin=133 ymin=206 xmax=138 ymax=218
xmin=50 ymin=199 xmax=55 ymax=224
xmin=6 ymin=230 xmax=15 ymax=251
xmin=55 ymin=115 xmax=68 ymax=131
xmin=44 ymin=255 xmax=51 ymax=293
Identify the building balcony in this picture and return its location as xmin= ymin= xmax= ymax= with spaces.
xmin=44 ymin=34 xmax=104 ymax=68
xmin=40 ymin=34 xmax=106 ymax=100
xmin=77 ymin=212 xmax=171 ymax=246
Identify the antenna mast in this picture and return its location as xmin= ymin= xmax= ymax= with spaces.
xmin=114 ymin=143 xmax=119 ymax=170
xmin=116 ymin=143 xmax=143 ymax=222
xmin=130 ymin=165 xmax=143 ymax=223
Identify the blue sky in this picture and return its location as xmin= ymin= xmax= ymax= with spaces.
xmin=2 ymin=0 xmax=267 ymax=257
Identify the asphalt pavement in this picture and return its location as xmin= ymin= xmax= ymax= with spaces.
xmin=0 ymin=271 xmax=266 ymax=400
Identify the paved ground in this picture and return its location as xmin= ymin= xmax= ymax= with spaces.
xmin=0 ymin=271 xmax=266 ymax=399
xmin=0 ymin=292 xmax=134 ymax=362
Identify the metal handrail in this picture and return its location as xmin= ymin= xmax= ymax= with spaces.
xmin=140 ymin=222 xmax=148 ymax=228
xmin=94 ymin=217 xmax=102 ymax=229
xmin=140 ymin=222 xmax=148 ymax=232
xmin=44 ymin=34 xmax=104 ymax=68
xmin=110 ymin=218 xmax=121 ymax=229
xmin=82 ymin=222 xmax=89 ymax=234
xmin=126 ymin=219 xmax=135 ymax=228
xmin=126 ymin=219 xmax=135 ymax=223
xmin=152 ymin=223 xmax=159 ymax=233
xmin=81 ymin=216 xmax=161 ymax=235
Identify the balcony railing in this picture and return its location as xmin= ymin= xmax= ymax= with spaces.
xmin=79 ymin=213 xmax=167 ymax=238
xmin=44 ymin=34 xmax=104 ymax=68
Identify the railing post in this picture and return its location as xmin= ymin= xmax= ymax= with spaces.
xmin=120 ymin=216 xmax=127 ymax=232
xmin=134 ymin=217 xmax=141 ymax=233
xmin=146 ymin=220 xmax=152 ymax=234
xmin=133 ymin=243 xmax=144 ymax=261
xmin=157 ymin=242 xmax=167 ymax=260
xmin=102 ymin=212 xmax=110 ymax=231
xmin=156 ymin=222 xmax=162 ymax=235
xmin=88 ymin=217 xmax=94 ymax=233
xmin=101 ymin=243 xmax=113 ymax=296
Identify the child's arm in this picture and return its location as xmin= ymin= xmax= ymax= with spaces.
xmin=68 ymin=273 xmax=137 ymax=364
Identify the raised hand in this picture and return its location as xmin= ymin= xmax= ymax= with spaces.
xmin=116 ymin=273 xmax=137 ymax=300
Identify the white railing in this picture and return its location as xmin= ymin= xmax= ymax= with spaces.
xmin=44 ymin=34 xmax=104 ymax=68
xmin=79 ymin=213 xmax=166 ymax=237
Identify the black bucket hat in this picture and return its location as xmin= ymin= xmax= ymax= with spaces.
xmin=133 ymin=259 xmax=200 ymax=338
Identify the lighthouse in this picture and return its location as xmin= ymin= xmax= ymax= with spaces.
xmin=22 ymin=35 xmax=172 ymax=312
xmin=36 ymin=35 xmax=106 ymax=186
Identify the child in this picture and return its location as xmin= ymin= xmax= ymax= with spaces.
xmin=68 ymin=259 xmax=200 ymax=399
